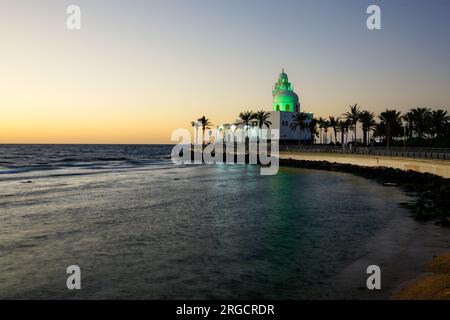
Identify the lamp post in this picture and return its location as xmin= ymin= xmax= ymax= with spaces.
xmin=193 ymin=121 xmax=201 ymax=145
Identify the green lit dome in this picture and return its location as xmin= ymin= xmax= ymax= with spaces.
xmin=274 ymin=91 xmax=299 ymax=111
xmin=272 ymin=69 xmax=300 ymax=112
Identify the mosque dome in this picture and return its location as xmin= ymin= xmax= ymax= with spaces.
xmin=272 ymin=69 xmax=300 ymax=112
xmin=274 ymin=90 xmax=299 ymax=104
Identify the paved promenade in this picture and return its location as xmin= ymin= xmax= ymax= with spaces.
xmin=279 ymin=151 xmax=450 ymax=178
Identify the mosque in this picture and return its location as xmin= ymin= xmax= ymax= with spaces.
xmin=215 ymin=69 xmax=313 ymax=143
xmin=269 ymin=69 xmax=313 ymax=142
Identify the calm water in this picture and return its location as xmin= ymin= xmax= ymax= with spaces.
xmin=0 ymin=145 xmax=411 ymax=299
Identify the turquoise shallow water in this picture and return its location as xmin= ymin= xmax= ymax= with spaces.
xmin=0 ymin=145 xmax=412 ymax=299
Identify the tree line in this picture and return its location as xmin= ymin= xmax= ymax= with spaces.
xmin=291 ymin=104 xmax=450 ymax=148
xmin=191 ymin=105 xmax=450 ymax=147
xmin=191 ymin=110 xmax=272 ymax=144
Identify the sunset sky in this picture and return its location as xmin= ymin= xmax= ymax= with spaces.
xmin=1 ymin=0 xmax=450 ymax=143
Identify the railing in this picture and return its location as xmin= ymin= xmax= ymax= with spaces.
xmin=279 ymin=145 xmax=450 ymax=160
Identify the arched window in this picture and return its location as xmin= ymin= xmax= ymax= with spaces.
xmin=276 ymin=105 xmax=280 ymax=111
xmin=285 ymin=104 xmax=290 ymax=112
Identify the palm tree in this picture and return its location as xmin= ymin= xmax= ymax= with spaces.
xmin=379 ymin=109 xmax=402 ymax=148
xmin=317 ymin=117 xmax=325 ymax=144
xmin=308 ymin=118 xmax=318 ymax=145
xmin=237 ymin=111 xmax=256 ymax=139
xmin=430 ymin=109 xmax=450 ymax=138
xmin=344 ymin=104 xmax=362 ymax=143
xmin=290 ymin=113 xmax=308 ymax=145
xmin=322 ymin=120 xmax=330 ymax=144
xmin=253 ymin=110 xmax=272 ymax=129
xmin=253 ymin=110 xmax=272 ymax=140
xmin=338 ymin=119 xmax=351 ymax=145
xmin=411 ymin=107 xmax=432 ymax=139
xmin=328 ymin=116 xmax=340 ymax=144
xmin=402 ymin=111 xmax=414 ymax=139
xmin=360 ymin=111 xmax=376 ymax=146
xmin=238 ymin=111 xmax=255 ymax=126
xmin=197 ymin=116 xmax=212 ymax=145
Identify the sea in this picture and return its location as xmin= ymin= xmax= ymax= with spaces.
xmin=0 ymin=144 xmax=413 ymax=299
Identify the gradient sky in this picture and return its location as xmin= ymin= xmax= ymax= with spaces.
xmin=1 ymin=0 xmax=450 ymax=143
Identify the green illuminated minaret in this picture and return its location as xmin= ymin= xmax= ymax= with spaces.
xmin=272 ymin=69 xmax=300 ymax=112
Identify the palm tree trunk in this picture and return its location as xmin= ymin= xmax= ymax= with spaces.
xmin=386 ymin=125 xmax=390 ymax=148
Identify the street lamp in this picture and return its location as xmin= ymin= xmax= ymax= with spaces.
xmin=193 ymin=121 xmax=201 ymax=145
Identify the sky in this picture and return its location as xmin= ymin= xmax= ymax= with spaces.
xmin=1 ymin=0 xmax=450 ymax=143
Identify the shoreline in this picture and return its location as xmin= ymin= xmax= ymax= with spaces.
xmin=279 ymin=158 xmax=450 ymax=299
xmin=279 ymin=158 xmax=450 ymax=226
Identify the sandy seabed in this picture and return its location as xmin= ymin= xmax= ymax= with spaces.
xmin=332 ymin=214 xmax=450 ymax=300
xmin=393 ymin=253 xmax=450 ymax=300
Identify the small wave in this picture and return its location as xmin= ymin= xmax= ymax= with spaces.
xmin=0 ymin=166 xmax=59 ymax=175
xmin=0 ymin=145 xmax=175 ymax=176
xmin=57 ymin=157 xmax=129 ymax=163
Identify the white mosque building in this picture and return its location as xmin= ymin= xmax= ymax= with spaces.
xmin=269 ymin=69 xmax=313 ymax=142
xmin=214 ymin=69 xmax=313 ymax=144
